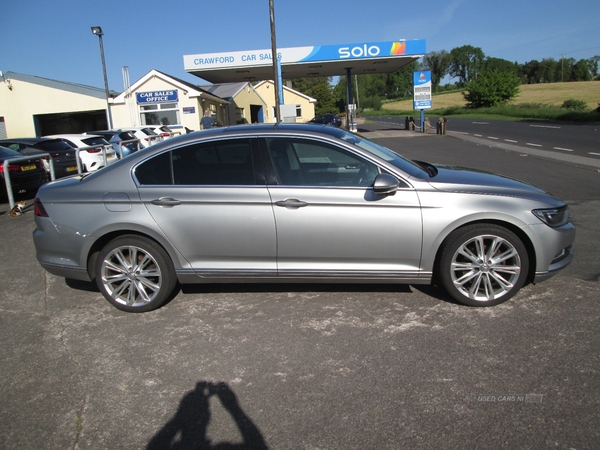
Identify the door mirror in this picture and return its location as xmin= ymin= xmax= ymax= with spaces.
xmin=373 ymin=173 xmax=399 ymax=195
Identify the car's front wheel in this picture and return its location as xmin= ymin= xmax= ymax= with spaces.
xmin=95 ymin=235 xmax=178 ymax=312
xmin=438 ymin=224 xmax=529 ymax=306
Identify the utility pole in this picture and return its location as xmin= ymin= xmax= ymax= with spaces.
xmin=269 ymin=0 xmax=281 ymax=123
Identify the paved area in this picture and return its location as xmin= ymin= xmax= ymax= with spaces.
xmin=1 ymin=126 xmax=599 ymax=449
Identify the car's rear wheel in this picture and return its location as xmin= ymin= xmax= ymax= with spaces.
xmin=438 ymin=224 xmax=529 ymax=306
xmin=95 ymin=235 xmax=178 ymax=312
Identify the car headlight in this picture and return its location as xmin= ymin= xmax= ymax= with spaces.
xmin=532 ymin=205 xmax=569 ymax=227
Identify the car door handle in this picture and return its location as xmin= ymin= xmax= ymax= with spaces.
xmin=275 ymin=198 xmax=308 ymax=209
xmin=151 ymin=197 xmax=181 ymax=207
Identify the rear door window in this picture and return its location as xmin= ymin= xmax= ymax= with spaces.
xmin=135 ymin=138 xmax=258 ymax=186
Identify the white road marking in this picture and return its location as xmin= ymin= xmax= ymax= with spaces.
xmin=530 ymin=125 xmax=561 ymax=129
xmin=589 ymin=152 xmax=600 ymax=157
xmin=473 ymin=122 xmax=489 ymax=124
xmin=505 ymin=139 xmax=518 ymax=143
xmin=553 ymin=147 xmax=574 ymax=152
xmin=488 ymin=136 xmax=499 ymax=140
xmin=527 ymin=143 xmax=543 ymax=147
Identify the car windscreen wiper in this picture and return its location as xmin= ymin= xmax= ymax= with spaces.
xmin=413 ymin=160 xmax=438 ymax=178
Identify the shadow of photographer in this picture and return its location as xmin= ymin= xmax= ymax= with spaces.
xmin=147 ymin=381 xmax=268 ymax=450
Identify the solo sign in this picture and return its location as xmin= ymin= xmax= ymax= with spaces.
xmin=136 ymin=90 xmax=179 ymax=104
xmin=338 ymin=44 xmax=381 ymax=59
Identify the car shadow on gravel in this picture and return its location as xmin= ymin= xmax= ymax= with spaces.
xmin=181 ymin=283 xmax=413 ymax=295
xmin=64 ymin=278 xmax=464 ymax=308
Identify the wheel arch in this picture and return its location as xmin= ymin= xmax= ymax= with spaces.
xmin=431 ymin=219 xmax=537 ymax=285
xmin=86 ymin=229 xmax=181 ymax=282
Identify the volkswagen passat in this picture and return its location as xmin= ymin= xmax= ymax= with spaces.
xmin=32 ymin=124 xmax=575 ymax=312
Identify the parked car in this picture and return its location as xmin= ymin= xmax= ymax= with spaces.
xmin=119 ymin=127 xmax=161 ymax=148
xmin=45 ymin=134 xmax=117 ymax=172
xmin=33 ymin=123 xmax=575 ymax=312
xmin=143 ymin=125 xmax=176 ymax=140
xmin=0 ymin=138 xmax=78 ymax=179
xmin=85 ymin=130 xmax=140 ymax=158
xmin=0 ymin=145 xmax=48 ymax=199
xmin=309 ymin=114 xmax=343 ymax=127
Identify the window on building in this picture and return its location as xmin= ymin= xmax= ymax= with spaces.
xmin=140 ymin=102 xmax=180 ymax=127
xmin=296 ymin=105 xmax=302 ymax=117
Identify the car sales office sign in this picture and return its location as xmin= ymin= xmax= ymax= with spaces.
xmin=136 ymin=90 xmax=179 ymax=104
xmin=413 ymin=71 xmax=432 ymax=110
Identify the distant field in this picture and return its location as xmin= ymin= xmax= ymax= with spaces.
xmin=383 ymin=81 xmax=600 ymax=111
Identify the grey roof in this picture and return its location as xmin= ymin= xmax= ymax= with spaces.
xmin=198 ymin=82 xmax=248 ymax=100
xmin=3 ymin=71 xmax=118 ymax=98
xmin=152 ymin=70 xmax=229 ymax=104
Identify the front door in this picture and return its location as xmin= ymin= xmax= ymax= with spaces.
xmin=264 ymin=137 xmax=423 ymax=277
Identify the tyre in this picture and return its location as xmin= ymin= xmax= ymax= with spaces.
xmin=438 ymin=224 xmax=529 ymax=306
xmin=95 ymin=235 xmax=178 ymax=312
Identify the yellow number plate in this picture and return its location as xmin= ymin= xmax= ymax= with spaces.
xmin=21 ymin=164 xmax=36 ymax=171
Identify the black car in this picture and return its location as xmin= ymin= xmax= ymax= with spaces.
xmin=0 ymin=145 xmax=48 ymax=199
xmin=0 ymin=138 xmax=78 ymax=179
xmin=85 ymin=130 xmax=140 ymax=158
xmin=309 ymin=114 xmax=343 ymax=127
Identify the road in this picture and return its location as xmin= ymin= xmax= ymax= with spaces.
xmin=1 ymin=125 xmax=599 ymax=449
xmin=367 ymin=115 xmax=600 ymax=159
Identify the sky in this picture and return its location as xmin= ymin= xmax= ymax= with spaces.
xmin=1 ymin=0 xmax=600 ymax=92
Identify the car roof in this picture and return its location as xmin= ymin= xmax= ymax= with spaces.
xmin=46 ymin=134 xmax=101 ymax=139
xmin=175 ymin=123 xmax=344 ymax=140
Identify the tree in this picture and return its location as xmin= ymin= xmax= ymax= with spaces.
xmin=422 ymin=50 xmax=451 ymax=91
xmin=520 ymin=59 xmax=540 ymax=83
xmin=291 ymin=77 xmax=337 ymax=114
xmin=587 ymin=56 xmax=600 ymax=79
xmin=463 ymin=70 xmax=520 ymax=108
xmin=483 ymin=57 xmax=518 ymax=75
xmin=449 ymin=45 xmax=485 ymax=87
xmin=570 ymin=59 xmax=592 ymax=81
xmin=538 ymin=58 xmax=560 ymax=83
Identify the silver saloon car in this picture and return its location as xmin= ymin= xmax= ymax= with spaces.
xmin=33 ymin=124 xmax=575 ymax=312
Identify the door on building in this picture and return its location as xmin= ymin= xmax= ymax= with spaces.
xmin=251 ymin=105 xmax=263 ymax=124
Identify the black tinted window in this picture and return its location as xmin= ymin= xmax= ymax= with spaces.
xmin=34 ymin=140 xmax=73 ymax=151
xmin=81 ymin=137 xmax=109 ymax=146
xmin=172 ymin=139 xmax=255 ymax=185
xmin=136 ymin=139 xmax=255 ymax=186
xmin=135 ymin=152 xmax=173 ymax=185
xmin=119 ymin=132 xmax=137 ymax=141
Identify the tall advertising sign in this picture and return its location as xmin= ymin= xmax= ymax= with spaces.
xmin=413 ymin=71 xmax=432 ymax=110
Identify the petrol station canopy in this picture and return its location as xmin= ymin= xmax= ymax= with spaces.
xmin=184 ymin=40 xmax=426 ymax=83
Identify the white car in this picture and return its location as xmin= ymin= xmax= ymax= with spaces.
xmin=45 ymin=134 xmax=118 ymax=172
xmin=119 ymin=127 xmax=161 ymax=148
xmin=143 ymin=125 xmax=177 ymax=141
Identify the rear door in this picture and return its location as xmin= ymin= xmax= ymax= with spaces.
xmin=136 ymin=137 xmax=277 ymax=276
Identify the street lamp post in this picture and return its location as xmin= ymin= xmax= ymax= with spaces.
xmin=91 ymin=26 xmax=113 ymax=129
xmin=268 ymin=0 xmax=281 ymax=123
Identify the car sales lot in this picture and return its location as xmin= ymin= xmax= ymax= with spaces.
xmin=1 ymin=124 xmax=599 ymax=449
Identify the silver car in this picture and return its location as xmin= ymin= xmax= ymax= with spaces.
xmin=32 ymin=124 xmax=575 ymax=312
